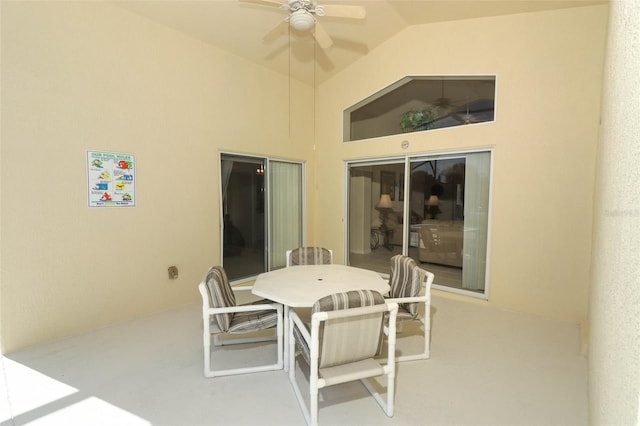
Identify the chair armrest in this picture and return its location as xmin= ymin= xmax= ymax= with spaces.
xmin=386 ymin=295 xmax=429 ymax=304
xmin=230 ymin=285 xmax=254 ymax=292
xmin=386 ymin=302 xmax=399 ymax=317
xmin=205 ymin=302 xmax=281 ymax=316
xmin=315 ymin=303 xmax=390 ymax=322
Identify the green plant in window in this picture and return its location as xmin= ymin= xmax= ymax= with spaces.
xmin=400 ymin=107 xmax=436 ymax=132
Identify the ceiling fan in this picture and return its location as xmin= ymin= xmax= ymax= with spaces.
xmin=239 ymin=0 xmax=366 ymax=49
xmin=450 ymin=100 xmax=495 ymax=125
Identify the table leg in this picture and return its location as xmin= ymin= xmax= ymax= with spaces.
xmin=283 ymin=305 xmax=290 ymax=372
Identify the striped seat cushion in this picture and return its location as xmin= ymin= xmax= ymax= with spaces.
xmin=227 ymin=299 xmax=279 ymax=334
xmin=388 ymin=255 xmax=426 ymax=319
xmin=205 ymin=266 xmax=278 ymax=333
xmin=294 ymin=290 xmax=385 ymax=368
xmin=289 ymin=247 xmax=332 ymax=266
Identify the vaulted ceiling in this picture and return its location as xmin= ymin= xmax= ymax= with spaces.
xmin=116 ymin=0 xmax=606 ymax=85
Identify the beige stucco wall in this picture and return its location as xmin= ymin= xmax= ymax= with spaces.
xmin=589 ymin=0 xmax=640 ymax=423
xmin=0 ymin=2 xmax=610 ymax=352
xmin=314 ymin=5 xmax=608 ymax=323
xmin=0 ymin=2 xmax=314 ymax=352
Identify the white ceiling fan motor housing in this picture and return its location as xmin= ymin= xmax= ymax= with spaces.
xmin=289 ymin=9 xmax=315 ymax=31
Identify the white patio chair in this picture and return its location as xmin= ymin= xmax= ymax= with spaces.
xmin=288 ymin=290 xmax=398 ymax=426
xmin=385 ymin=254 xmax=434 ymax=362
xmin=285 ymin=247 xmax=333 ymax=267
xmin=197 ymin=265 xmax=283 ymax=377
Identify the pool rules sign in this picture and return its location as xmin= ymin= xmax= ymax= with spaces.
xmin=87 ymin=151 xmax=136 ymax=207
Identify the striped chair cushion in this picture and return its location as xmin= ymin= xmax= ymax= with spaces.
xmin=311 ymin=290 xmax=385 ymax=315
xmin=204 ymin=266 xmax=236 ymax=332
xmin=294 ymin=290 xmax=385 ymax=368
xmin=289 ymin=247 xmax=332 ymax=266
xmin=227 ymin=299 xmax=279 ymax=334
xmin=388 ymin=255 xmax=426 ymax=319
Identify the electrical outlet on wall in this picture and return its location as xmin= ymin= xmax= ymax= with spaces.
xmin=168 ymin=266 xmax=179 ymax=280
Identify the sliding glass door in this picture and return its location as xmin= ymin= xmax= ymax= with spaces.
xmin=269 ymin=160 xmax=303 ymax=269
xmin=347 ymin=150 xmax=491 ymax=297
xmin=221 ymin=154 xmax=303 ymax=281
xmin=348 ymin=160 xmax=406 ymax=274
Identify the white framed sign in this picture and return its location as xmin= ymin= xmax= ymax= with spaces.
xmin=87 ymin=150 xmax=135 ymax=207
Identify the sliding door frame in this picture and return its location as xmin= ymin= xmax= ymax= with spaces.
xmin=344 ymin=148 xmax=494 ymax=300
xmin=219 ymin=151 xmax=305 ymax=283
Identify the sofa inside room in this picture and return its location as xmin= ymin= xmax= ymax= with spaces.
xmin=382 ymin=209 xmax=464 ymax=268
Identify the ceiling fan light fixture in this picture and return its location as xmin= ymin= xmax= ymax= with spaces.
xmin=289 ymin=9 xmax=315 ymax=31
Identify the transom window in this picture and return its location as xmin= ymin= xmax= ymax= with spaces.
xmin=344 ymin=76 xmax=496 ymax=142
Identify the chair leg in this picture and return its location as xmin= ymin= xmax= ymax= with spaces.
xmin=386 ymin=368 xmax=395 ymax=417
xmin=424 ymin=304 xmax=431 ymax=359
xmin=203 ymin=333 xmax=211 ymax=377
xmin=309 ymin=387 xmax=319 ymax=426
xmin=395 ymin=320 xmax=429 ymax=362
xmin=309 ymin=365 xmax=320 ymax=426
xmin=288 ymin=320 xmax=312 ymax=425
xmin=395 ymin=300 xmax=431 ymax=362
xmin=362 ymin=324 xmax=396 ymax=417
xmin=204 ymin=329 xmax=283 ymax=378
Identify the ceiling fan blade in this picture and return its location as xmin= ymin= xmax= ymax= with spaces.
xmin=238 ymin=0 xmax=286 ymax=9
xmin=263 ymin=19 xmax=289 ymax=42
xmin=313 ymin=21 xmax=333 ymax=49
xmin=320 ymin=4 xmax=366 ymax=19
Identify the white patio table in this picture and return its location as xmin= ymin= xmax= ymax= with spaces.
xmin=253 ymin=264 xmax=390 ymax=371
